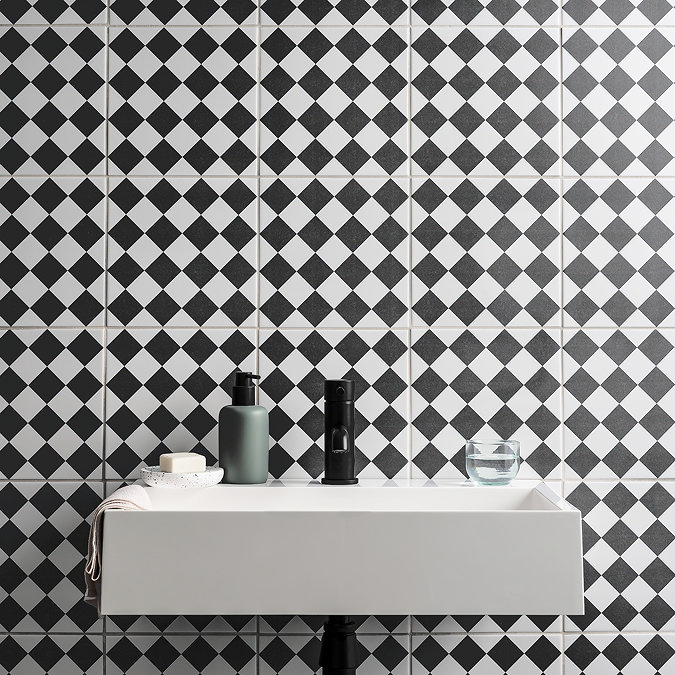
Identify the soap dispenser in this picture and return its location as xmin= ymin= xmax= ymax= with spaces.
xmin=219 ymin=371 xmax=269 ymax=484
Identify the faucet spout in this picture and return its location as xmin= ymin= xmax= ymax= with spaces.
xmin=322 ymin=380 xmax=358 ymax=485
xmin=330 ymin=425 xmax=350 ymax=452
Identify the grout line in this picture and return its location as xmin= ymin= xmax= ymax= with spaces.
xmin=6 ymin=22 xmax=675 ymax=28
xmin=0 ymin=478 xmax=109 ymax=483
xmin=5 ymin=325 xmax=675 ymax=330
xmin=255 ymin=615 xmax=260 ymax=675
xmin=102 ymin=615 xmax=107 ymax=672
xmin=558 ymin=23 xmax=566 ymax=493
xmin=406 ymin=22 xmax=414 ymax=482
xmin=255 ymin=20 xmax=262 ymax=378
xmin=3 ymin=173 xmax=675 ymax=178
xmin=6 ymin=477 xmax=675 ymax=483
xmin=256 ymin=23 xmax=261 ymax=183
xmin=2 ymin=628 xmax=674 ymax=637
xmin=104 ymin=24 xmax=109 ymax=180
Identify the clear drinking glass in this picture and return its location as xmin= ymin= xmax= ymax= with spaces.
xmin=465 ymin=439 xmax=520 ymax=486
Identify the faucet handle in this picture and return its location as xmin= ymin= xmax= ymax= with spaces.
xmin=324 ymin=379 xmax=355 ymax=402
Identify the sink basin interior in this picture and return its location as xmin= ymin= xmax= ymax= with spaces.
xmin=143 ymin=481 xmax=561 ymax=512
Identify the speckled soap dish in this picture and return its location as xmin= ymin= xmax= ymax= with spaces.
xmin=141 ymin=466 xmax=223 ymax=488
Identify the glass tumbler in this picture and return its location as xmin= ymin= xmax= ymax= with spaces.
xmin=465 ymin=439 xmax=520 ymax=486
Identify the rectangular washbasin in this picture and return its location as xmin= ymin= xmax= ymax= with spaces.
xmin=99 ymin=480 xmax=583 ymax=616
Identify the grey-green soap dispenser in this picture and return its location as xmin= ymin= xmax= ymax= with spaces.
xmin=219 ymin=371 xmax=269 ymax=484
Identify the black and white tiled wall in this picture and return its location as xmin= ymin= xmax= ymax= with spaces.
xmin=1 ymin=0 xmax=674 ymax=673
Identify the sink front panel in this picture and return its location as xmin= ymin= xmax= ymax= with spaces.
xmin=99 ymin=485 xmax=583 ymax=616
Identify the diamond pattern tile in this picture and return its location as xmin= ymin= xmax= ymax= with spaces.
xmin=0 ymin=178 xmax=105 ymax=327
xmin=563 ymin=28 xmax=675 ymax=175
xmin=260 ymin=634 xmax=409 ymax=675
xmin=107 ymin=613 xmax=255 ymax=633
xmin=0 ymin=481 xmax=103 ymax=632
xmin=259 ymin=329 xmax=408 ymax=479
xmin=106 ymin=634 xmax=256 ymax=675
xmin=412 ymin=614 xmax=562 ymax=633
xmin=0 ymin=634 xmax=103 ymax=674
xmin=412 ymin=178 xmax=560 ymax=327
xmin=260 ymin=27 xmax=408 ymax=175
xmin=110 ymin=0 xmax=257 ymax=24
xmin=563 ymin=0 xmax=675 ymax=25
xmin=108 ymin=27 xmax=256 ymax=175
xmin=261 ymin=0 xmax=407 ymax=24
xmin=413 ymin=0 xmax=559 ymax=25
xmin=564 ymin=329 xmax=675 ymax=479
xmin=108 ymin=177 xmax=257 ymax=327
xmin=0 ymin=26 xmax=105 ymax=175
xmin=565 ymin=633 xmax=675 ymax=674
xmin=105 ymin=328 xmax=256 ymax=480
xmin=0 ymin=329 xmax=103 ymax=480
xmin=0 ymin=0 xmax=106 ymax=23
xmin=411 ymin=27 xmax=560 ymax=175
xmin=563 ymin=179 xmax=675 ymax=327
xmin=412 ymin=634 xmax=562 ymax=674
xmin=411 ymin=328 xmax=562 ymax=479
xmin=565 ymin=480 xmax=675 ymax=632
xmin=260 ymin=615 xmax=410 ymax=634
xmin=260 ymin=178 xmax=409 ymax=328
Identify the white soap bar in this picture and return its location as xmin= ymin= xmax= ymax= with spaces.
xmin=159 ymin=452 xmax=206 ymax=474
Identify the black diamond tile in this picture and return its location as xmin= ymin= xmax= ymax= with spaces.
xmin=107 ymin=634 xmax=255 ymax=675
xmin=412 ymin=329 xmax=561 ymax=479
xmin=261 ymin=178 xmax=408 ymax=328
xmin=413 ymin=178 xmax=560 ymax=327
xmin=0 ymin=482 xmax=102 ymax=632
xmin=106 ymin=328 xmax=256 ymax=480
xmin=564 ymin=329 xmax=675 ymax=479
xmin=261 ymin=27 xmax=407 ymax=175
xmin=0 ymin=330 xmax=103 ymax=480
xmin=563 ymin=28 xmax=675 ymax=175
xmin=260 ymin=329 xmax=407 ymax=479
xmin=0 ymin=27 xmax=104 ymax=175
xmin=109 ymin=27 xmax=256 ymax=175
xmin=563 ymin=179 xmax=674 ymax=326
xmin=564 ymin=0 xmax=675 ymax=24
xmin=111 ymin=0 xmax=256 ymax=24
xmin=262 ymin=0 xmax=407 ymax=25
xmin=0 ymin=634 xmax=102 ymax=673
xmin=565 ymin=480 xmax=675 ymax=632
xmin=566 ymin=633 xmax=674 ymax=674
xmin=412 ymin=27 xmax=560 ymax=175
xmin=0 ymin=178 xmax=105 ymax=327
xmin=109 ymin=178 xmax=256 ymax=327
xmin=260 ymin=633 xmax=408 ymax=674
xmin=1 ymin=0 xmax=105 ymax=23
xmin=413 ymin=634 xmax=561 ymax=674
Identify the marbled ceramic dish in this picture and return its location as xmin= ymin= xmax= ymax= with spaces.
xmin=141 ymin=466 xmax=223 ymax=488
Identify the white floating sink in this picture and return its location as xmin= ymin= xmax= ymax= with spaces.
xmin=99 ymin=480 xmax=583 ymax=616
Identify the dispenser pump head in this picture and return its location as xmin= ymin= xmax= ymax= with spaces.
xmin=232 ymin=371 xmax=260 ymax=406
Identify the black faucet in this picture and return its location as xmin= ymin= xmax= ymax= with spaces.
xmin=322 ymin=379 xmax=358 ymax=485
xmin=319 ymin=615 xmax=358 ymax=675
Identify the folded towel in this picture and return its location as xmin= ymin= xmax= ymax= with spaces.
xmin=84 ymin=484 xmax=151 ymax=609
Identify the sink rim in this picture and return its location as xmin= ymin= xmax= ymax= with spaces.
xmin=132 ymin=479 xmax=577 ymax=514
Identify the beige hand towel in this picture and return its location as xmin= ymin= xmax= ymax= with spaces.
xmin=84 ymin=484 xmax=151 ymax=609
